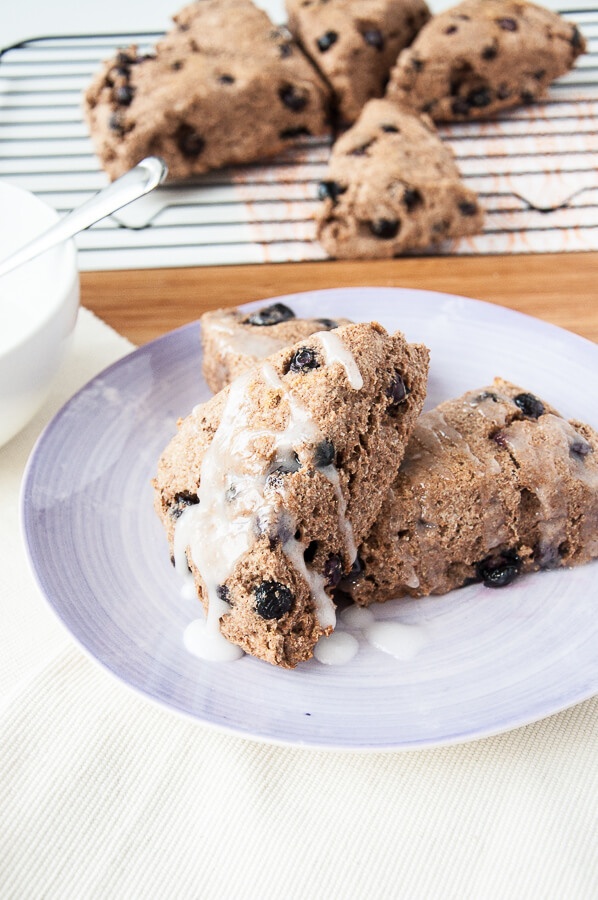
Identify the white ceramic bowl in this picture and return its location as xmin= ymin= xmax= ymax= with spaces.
xmin=0 ymin=181 xmax=79 ymax=447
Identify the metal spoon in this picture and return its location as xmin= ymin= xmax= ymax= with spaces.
xmin=0 ymin=156 xmax=168 ymax=279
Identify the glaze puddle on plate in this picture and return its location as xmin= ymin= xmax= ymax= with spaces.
xmin=21 ymin=288 xmax=598 ymax=750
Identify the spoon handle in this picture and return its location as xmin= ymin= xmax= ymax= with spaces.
xmin=0 ymin=156 xmax=168 ymax=279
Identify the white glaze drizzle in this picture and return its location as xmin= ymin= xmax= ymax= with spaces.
xmin=180 ymin=580 xmax=197 ymax=602
xmin=310 ymin=331 xmax=361 ymax=560
xmin=403 ymin=571 xmax=421 ymax=589
xmin=187 ymin=371 xmax=260 ymax=589
xmin=340 ymin=605 xmax=375 ymax=629
xmin=279 ymin=515 xmax=336 ymax=630
xmin=175 ymin=371 xmax=259 ymax=661
xmin=466 ymin=392 xmax=509 ymax=427
xmin=261 ymin=363 xmax=320 ymax=448
xmin=315 ymin=330 xmax=364 ymax=390
xmin=417 ymin=409 xmax=488 ymax=473
xmin=319 ymin=462 xmax=358 ymax=564
xmin=209 ymin=315 xmax=286 ymax=360
xmin=364 ymin=621 xmax=428 ymax=661
xmin=261 ymin=360 xmax=361 ymax=627
xmin=315 ymin=603 xmax=429 ymax=666
xmin=313 ymin=631 xmax=359 ymax=666
xmin=183 ymin=617 xmax=243 ymax=662
xmin=173 ymin=504 xmax=196 ymax=584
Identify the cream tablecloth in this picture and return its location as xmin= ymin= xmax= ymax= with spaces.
xmin=1 ymin=308 xmax=597 ymax=899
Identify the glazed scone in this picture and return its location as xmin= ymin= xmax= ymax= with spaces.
xmin=201 ymin=302 xmax=353 ymax=392
xmin=84 ymin=0 xmax=331 ymax=181
xmin=315 ymin=99 xmax=483 ymax=258
xmin=344 ymin=379 xmax=598 ymax=605
xmin=154 ymin=322 xmax=429 ymax=667
xmin=286 ymin=0 xmax=431 ymax=124
xmin=386 ymin=0 xmax=586 ymax=121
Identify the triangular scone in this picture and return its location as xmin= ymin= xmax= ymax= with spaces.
xmin=386 ymin=0 xmax=586 ymax=122
xmin=201 ymin=302 xmax=353 ymax=393
xmin=343 ymin=379 xmax=598 ymax=606
xmin=154 ymin=322 xmax=429 ymax=667
xmin=84 ymin=0 xmax=331 ymax=181
xmin=315 ymin=99 xmax=483 ymax=258
xmin=286 ymin=0 xmax=430 ymax=124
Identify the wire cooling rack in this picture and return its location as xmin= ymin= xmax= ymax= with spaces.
xmin=0 ymin=9 xmax=597 ymax=270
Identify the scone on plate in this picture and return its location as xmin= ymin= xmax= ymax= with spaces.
xmin=286 ymin=0 xmax=431 ymax=124
xmin=200 ymin=302 xmax=353 ymax=393
xmin=154 ymin=322 xmax=429 ymax=667
xmin=344 ymin=379 xmax=598 ymax=605
xmin=315 ymin=99 xmax=483 ymax=258
xmin=386 ymin=0 xmax=586 ymax=121
xmin=84 ymin=0 xmax=331 ymax=181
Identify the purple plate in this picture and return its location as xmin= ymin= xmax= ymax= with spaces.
xmin=21 ymin=288 xmax=598 ymax=749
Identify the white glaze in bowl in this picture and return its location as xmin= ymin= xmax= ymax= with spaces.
xmin=0 ymin=181 xmax=79 ymax=447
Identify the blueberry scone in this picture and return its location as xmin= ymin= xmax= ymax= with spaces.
xmin=343 ymin=379 xmax=598 ymax=606
xmin=201 ymin=302 xmax=353 ymax=393
xmin=285 ymin=0 xmax=431 ymax=124
xmin=386 ymin=0 xmax=586 ymax=121
xmin=84 ymin=0 xmax=331 ymax=181
xmin=315 ymin=99 xmax=483 ymax=258
xmin=154 ymin=322 xmax=429 ymax=667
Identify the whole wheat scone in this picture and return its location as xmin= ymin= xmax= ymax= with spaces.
xmin=84 ymin=0 xmax=331 ymax=181
xmin=344 ymin=378 xmax=598 ymax=606
xmin=386 ymin=0 xmax=586 ymax=122
xmin=201 ymin=302 xmax=353 ymax=393
xmin=285 ymin=0 xmax=431 ymax=124
xmin=315 ymin=99 xmax=483 ymax=258
xmin=154 ymin=322 xmax=429 ymax=667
